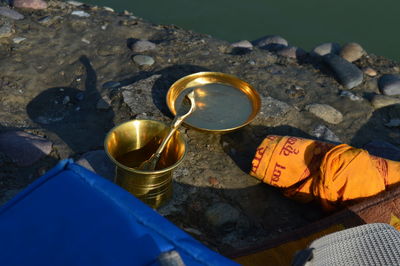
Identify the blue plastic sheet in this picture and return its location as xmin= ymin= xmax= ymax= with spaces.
xmin=0 ymin=160 xmax=237 ymax=266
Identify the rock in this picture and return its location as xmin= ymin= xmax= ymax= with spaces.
xmin=276 ymin=46 xmax=306 ymax=59
xmin=340 ymin=42 xmax=365 ymax=62
xmin=310 ymin=124 xmax=341 ymax=143
xmin=96 ymin=95 xmax=111 ymax=110
xmin=378 ymin=74 xmax=400 ymax=96
xmin=252 ymin=35 xmax=288 ymax=50
xmin=305 ymin=103 xmax=343 ymax=124
xmin=257 ymin=96 xmax=292 ymax=121
xmin=13 ymin=0 xmax=48 ymax=10
xmin=62 ymin=95 xmax=70 ymax=105
xmin=122 ymin=74 xmax=161 ymax=116
xmin=12 ymin=37 xmax=26 ymax=44
xmin=231 ymin=40 xmax=253 ymax=50
xmin=363 ymin=67 xmax=377 ymax=77
xmin=323 ymin=54 xmax=363 ymax=89
xmin=76 ymin=150 xmax=114 ymax=181
xmin=81 ymin=38 xmax=90 ymax=44
xmin=385 ymin=119 xmax=400 ymax=127
xmin=364 ymin=140 xmax=400 ymax=161
xmin=103 ymin=7 xmax=114 ymax=12
xmin=0 ymin=21 xmax=13 ymax=38
xmin=71 ymin=10 xmax=90 ymax=17
xmin=0 ymin=7 xmax=24 ymax=20
xmin=131 ymin=40 xmax=156 ymax=53
xmin=205 ymin=202 xmax=240 ymax=231
xmin=339 ymin=90 xmax=362 ymax=101
xmin=370 ymin=94 xmax=400 ymax=109
xmin=67 ymin=0 xmax=84 ymax=6
xmin=311 ymin=42 xmax=341 ymax=56
xmin=0 ymin=131 xmax=52 ymax=167
xmin=132 ymin=55 xmax=155 ymax=66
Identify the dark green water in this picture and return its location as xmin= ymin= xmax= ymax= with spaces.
xmin=83 ymin=0 xmax=399 ymax=62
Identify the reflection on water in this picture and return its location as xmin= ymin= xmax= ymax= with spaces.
xmin=175 ymin=83 xmax=253 ymax=130
xmin=82 ymin=0 xmax=399 ymax=61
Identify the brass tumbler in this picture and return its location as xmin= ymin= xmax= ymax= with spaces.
xmin=104 ymin=120 xmax=187 ymax=208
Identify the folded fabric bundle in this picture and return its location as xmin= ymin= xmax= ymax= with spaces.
xmin=250 ymin=135 xmax=400 ymax=210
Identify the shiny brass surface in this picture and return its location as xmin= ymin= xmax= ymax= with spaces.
xmin=104 ymin=120 xmax=187 ymax=208
xmin=167 ymin=72 xmax=261 ymax=133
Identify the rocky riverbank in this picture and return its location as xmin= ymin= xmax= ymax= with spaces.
xmin=1 ymin=0 xmax=400 ymax=255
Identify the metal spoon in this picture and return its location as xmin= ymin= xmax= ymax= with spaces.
xmin=138 ymin=90 xmax=196 ymax=170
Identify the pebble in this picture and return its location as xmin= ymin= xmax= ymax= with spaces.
xmin=67 ymin=1 xmax=84 ymax=6
xmin=71 ymin=10 xmax=90 ymax=17
xmin=311 ymin=42 xmax=341 ymax=56
xmin=76 ymin=150 xmax=115 ymax=181
xmin=96 ymin=95 xmax=111 ymax=110
xmin=0 ymin=131 xmax=52 ymax=167
xmin=363 ymin=67 xmax=377 ymax=77
xmin=75 ymin=92 xmax=84 ymax=101
xmin=132 ymin=55 xmax=155 ymax=66
xmin=103 ymin=6 xmax=114 ymax=12
xmin=370 ymin=94 xmax=400 ymax=109
xmin=310 ymin=124 xmax=341 ymax=143
xmin=257 ymin=96 xmax=291 ymax=121
xmin=340 ymin=42 xmax=365 ymax=62
xmin=13 ymin=0 xmax=48 ymax=10
xmin=37 ymin=16 xmax=51 ymax=24
xmin=378 ymin=74 xmax=400 ymax=96
xmin=252 ymin=35 xmax=288 ymax=50
xmin=305 ymin=103 xmax=343 ymax=124
xmin=364 ymin=140 xmax=400 ymax=161
xmin=339 ymin=90 xmax=362 ymax=101
xmin=231 ymin=40 xmax=253 ymax=50
xmin=323 ymin=54 xmax=363 ymax=89
xmin=205 ymin=202 xmax=240 ymax=231
xmin=131 ymin=40 xmax=156 ymax=53
xmin=62 ymin=96 xmax=70 ymax=105
xmin=102 ymin=81 xmax=121 ymax=89
xmin=0 ymin=7 xmax=24 ymax=20
xmin=12 ymin=37 xmax=26 ymax=44
xmin=385 ymin=119 xmax=400 ymax=127
xmin=276 ymin=46 xmax=306 ymax=59
xmin=81 ymin=38 xmax=90 ymax=44
xmin=0 ymin=22 xmax=13 ymax=38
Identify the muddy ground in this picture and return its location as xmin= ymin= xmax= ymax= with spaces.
xmin=1 ymin=0 xmax=400 ymax=256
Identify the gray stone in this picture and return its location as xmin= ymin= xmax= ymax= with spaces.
xmin=385 ymin=119 xmax=400 ymax=127
xmin=340 ymin=42 xmax=365 ymax=62
xmin=276 ymin=46 xmax=306 ymax=59
xmin=257 ymin=96 xmax=292 ymax=121
xmin=102 ymin=81 xmax=121 ymax=89
xmin=67 ymin=1 xmax=84 ymax=6
xmin=133 ymin=55 xmax=155 ymax=66
xmin=378 ymin=74 xmax=400 ymax=96
xmin=122 ymin=74 xmax=162 ymax=117
xmin=339 ymin=90 xmax=362 ymax=101
xmin=96 ymin=95 xmax=111 ymax=110
xmin=205 ymin=202 xmax=240 ymax=231
xmin=62 ymin=96 xmax=70 ymax=105
xmin=231 ymin=40 xmax=253 ymax=50
xmin=71 ymin=10 xmax=90 ymax=17
xmin=76 ymin=150 xmax=114 ymax=181
xmin=370 ymin=94 xmax=400 ymax=109
xmin=310 ymin=124 xmax=341 ymax=143
xmin=305 ymin=103 xmax=343 ymax=124
xmin=0 ymin=7 xmax=24 ymax=20
xmin=252 ymin=35 xmax=288 ymax=50
xmin=131 ymin=40 xmax=156 ymax=53
xmin=0 ymin=131 xmax=52 ymax=167
xmin=323 ymin=54 xmax=363 ymax=89
xmin=12 ymin=37 xmax=26 ymax=44
xmin=311 ymin=42 xmax=341 ymax=56
xmin=0 ymin=21 xmax=13 ymax=38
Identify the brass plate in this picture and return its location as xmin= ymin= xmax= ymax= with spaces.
xmin=167 ymin=72 xmax=261 ymax=133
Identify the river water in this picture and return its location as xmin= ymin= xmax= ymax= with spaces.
xmin=82 ymin=0 xmax=399 ymax=62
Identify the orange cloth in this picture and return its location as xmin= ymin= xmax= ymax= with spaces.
xmin=250 ymin=135 xmax=400 ymax=210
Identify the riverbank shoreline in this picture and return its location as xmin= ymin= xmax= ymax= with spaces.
xmin=1 ymin=0 xmax=400 ymax=255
